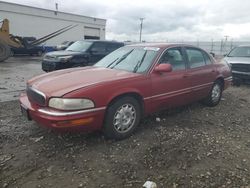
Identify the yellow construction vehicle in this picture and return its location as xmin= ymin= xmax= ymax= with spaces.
xmin=0 ymin=18 xmax=77 ymax=62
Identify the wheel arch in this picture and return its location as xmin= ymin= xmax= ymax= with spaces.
xmin=215 ymin=76 xmax=225 ymax=89
xmin=106 ymin=92 xmax=145 ymax=116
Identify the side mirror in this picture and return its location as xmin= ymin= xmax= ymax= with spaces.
xmin=154 ymin=63 xmax=172 ymax=73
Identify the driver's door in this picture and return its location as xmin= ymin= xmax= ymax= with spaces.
xmin=149 ymin=47 xmax=193 ymax=111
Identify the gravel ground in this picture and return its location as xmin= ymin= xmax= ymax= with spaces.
xmin=0 ymin=56 xmax=43 ymax=102
xmin=1 ymin=85 xmax=250 ymax=188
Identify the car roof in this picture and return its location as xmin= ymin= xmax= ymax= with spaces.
xmin=126 ymin=43 xmax=199 ymax=49
xmin=236 ymin=45 xmax=250 ymax=47
xmin=82 ymin=40 xmax=124 ymax=44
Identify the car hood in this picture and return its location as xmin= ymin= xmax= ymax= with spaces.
xmin=28 ymin=67 xmax=140 ymax=97
xmin=224 ymin=56 xmax=250 ymax=64
xmin=45 ymin=50 xmax=84 ymax=57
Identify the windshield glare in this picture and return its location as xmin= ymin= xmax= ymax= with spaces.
xmin=94 ymin=47 xmax=158 ymax=73
xmin=228 ymin=46 xmax=250 ymax=57
xmin=66 ymin=41 xmax=92 ymax=52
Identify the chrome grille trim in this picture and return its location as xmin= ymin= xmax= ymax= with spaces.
xmin=26 ymin=86 xmax=46 ymax=106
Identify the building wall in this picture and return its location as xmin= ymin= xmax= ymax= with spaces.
xmin=0 ymin=1 xmax=106 ymax=45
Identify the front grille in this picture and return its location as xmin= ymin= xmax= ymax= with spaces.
xmin=26 ymin=86 xmax=46 ymax=106
xmin=231 ymin=64 xmax=250 ymax=72
xmin=42 ymin=61 xmax=57 ymax=72
xmin=44 ymin=55 xmax=57 ymax=61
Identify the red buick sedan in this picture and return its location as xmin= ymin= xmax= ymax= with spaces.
xmin=20 ymin=43 xmax=232 ymax=139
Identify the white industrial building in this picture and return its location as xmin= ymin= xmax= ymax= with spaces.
xmin=0 ymin=1 xmax=106 ymax=45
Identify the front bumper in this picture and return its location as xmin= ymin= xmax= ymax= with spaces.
xmin=224 ymin=76 xmax=233 ymax=89
xmin=232 ymin=70 xmax=250 ymax=80
xmin=19 ymin=93 xmax=106 ymax=132
xmin=41 ymin=60 xmax=69 ymax=72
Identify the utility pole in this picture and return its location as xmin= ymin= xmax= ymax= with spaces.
xmin=211 ymin=39 xmax=214 ymax=52
xmin=139 ymin=18 xmax=144 ymax=42
xmin=224 ymin=35 xmax=229 ymax=43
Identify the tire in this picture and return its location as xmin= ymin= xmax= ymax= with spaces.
xmin=0 ymin=39 xmax=10 ymax=62
xmin=202 ymin=80 xmax=223 ymax=107
xmin=103 ymin=96 xmax=141 ymax=140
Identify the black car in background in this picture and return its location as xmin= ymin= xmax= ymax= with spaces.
xmin=11 ymin=37 xmax=45 ymax=56
xmin=42 ymin=40 xmax=124 ymax=72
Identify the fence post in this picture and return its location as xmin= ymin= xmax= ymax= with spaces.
xmin=220 ymin=39 xmax=223 ymax=54
xmin=211 ymin=39 xmax=214 ymax=52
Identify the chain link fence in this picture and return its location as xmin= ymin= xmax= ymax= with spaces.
xmin=176 ymin=41 xmax=250 ymax=56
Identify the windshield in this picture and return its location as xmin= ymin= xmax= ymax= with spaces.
xmin=94 ymin=46 xmax=159 ymax=73
xmin=66 ymin=41 xmax=93 ymax=52
xmin=228 ymin=46 xmax=250 ymax=57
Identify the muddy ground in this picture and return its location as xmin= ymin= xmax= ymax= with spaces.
xmin=1 ymin=57 xmax=250 ymax=188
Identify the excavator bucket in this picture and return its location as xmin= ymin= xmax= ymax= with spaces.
xmin=0 ymin=19 xmax=11 ymax=62
xmin=0 ymin=18 xmax=77 ymax=62
xmin=0 ymin=38 xmax=10 ymax=62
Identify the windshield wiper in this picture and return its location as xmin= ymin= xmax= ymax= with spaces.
xmin=133 ymin=51 xmax=147 ymax=73
xmin=106 ymin=57 xmax=120 ymax=68
xmin=109 ymin=50 xmax=134 ymax=69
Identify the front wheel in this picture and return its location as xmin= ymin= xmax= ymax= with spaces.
xmin=202 ymin=80 xmax=223 ymax=107
xmin=103 ymin=96 xmax=141 ymax=140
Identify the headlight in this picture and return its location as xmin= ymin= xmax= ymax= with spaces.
xmin=58 ymin=55 xmax=73 ymax=62
xmin=224 ymin=59 xmax=232 ymax=69
xmin=49 ymin=98 xmax=95 ymax=110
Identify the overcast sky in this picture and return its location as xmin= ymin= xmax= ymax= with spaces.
xmin=3 ymin=0 xmax=250 ymax=42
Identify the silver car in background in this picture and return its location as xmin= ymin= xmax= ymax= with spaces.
xmin=224 ymin=45 xmax=250 ymax=85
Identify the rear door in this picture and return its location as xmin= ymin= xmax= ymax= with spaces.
xmin=150 ymin=47 xmax=193 ymax=111
xmin=184 ymin=47 xmax=217 ymax=100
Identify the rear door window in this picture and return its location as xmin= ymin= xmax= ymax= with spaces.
xmin=186 ymin=48 xmax=206 ymax=68
xmin=203 ymin=52 xmax=212 ymax=64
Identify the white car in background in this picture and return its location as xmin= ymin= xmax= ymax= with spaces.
xmin=224 ymin=45 xmax=250 ymax=85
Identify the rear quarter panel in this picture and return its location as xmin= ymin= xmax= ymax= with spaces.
xmin=214 ymin=60 xmax=232 ymax=89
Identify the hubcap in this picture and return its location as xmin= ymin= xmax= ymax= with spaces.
xmin=211 ymin=84 xmax=221 ymax=102
xmin=113 ymin=104 xmax=136 ymax=133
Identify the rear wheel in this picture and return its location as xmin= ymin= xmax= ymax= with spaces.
xmin=103 ymin=96 xmax=141 ymax=140
xmin=202 ymin=80 xmax=223 ymax=107
xmin=0 ymin=39 xmax=10 ymax=62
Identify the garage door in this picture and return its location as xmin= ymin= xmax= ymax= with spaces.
xmin=84 ymin=27 xmax=100 ymax=39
